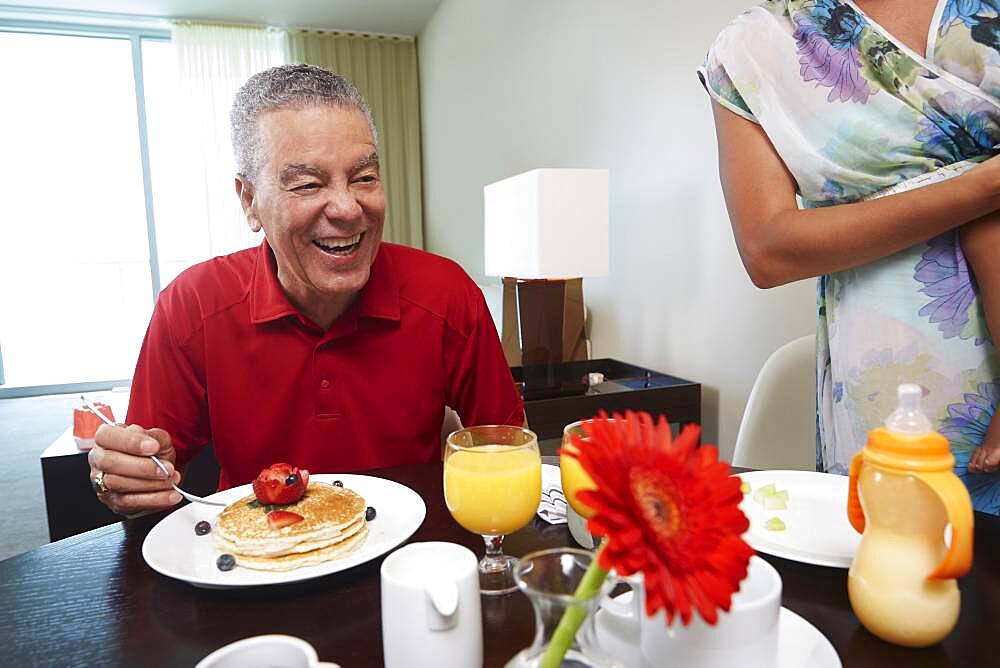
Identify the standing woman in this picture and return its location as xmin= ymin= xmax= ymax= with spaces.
xmin=699 ymin=0 xmax=1000 ymax=512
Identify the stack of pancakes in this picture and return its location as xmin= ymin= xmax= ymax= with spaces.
xmin=214 ymin=482 xmax=369 ymax=571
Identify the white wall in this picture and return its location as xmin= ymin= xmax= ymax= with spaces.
xmin=418 ymin=1 xmax=816 ymax=456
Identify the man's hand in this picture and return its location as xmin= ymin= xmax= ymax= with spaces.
xmin=89 ymin=424 xmax=183 ymax=515
xmin=968 ymin=416 xmax=1000 ymax=474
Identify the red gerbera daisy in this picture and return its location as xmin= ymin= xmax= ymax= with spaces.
xmin=568 ymin=410 xmax=753 ymax=626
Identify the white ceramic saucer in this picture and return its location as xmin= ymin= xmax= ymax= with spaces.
xmin=594 ymin=592 xmax=841 ymax=668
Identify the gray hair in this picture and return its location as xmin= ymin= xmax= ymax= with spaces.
xmin=230 ymin=63 xmax=377 ymax=182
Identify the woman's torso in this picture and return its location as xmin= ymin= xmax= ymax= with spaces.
xmin=701 ymin=0 xmax=1000 ymax=512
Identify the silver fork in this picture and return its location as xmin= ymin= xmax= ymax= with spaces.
xmin=81 ymin=397 xmax=226 ymax=507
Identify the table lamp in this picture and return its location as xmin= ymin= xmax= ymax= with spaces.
xmin=484 ymin=168 xmax=609 ymax=398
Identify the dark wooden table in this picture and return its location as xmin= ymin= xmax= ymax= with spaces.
xmin=2 ymin=463 xmax=998 ymax=667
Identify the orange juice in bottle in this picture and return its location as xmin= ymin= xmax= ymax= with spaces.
xmin=846 ymin=383 xmax=974 ymax=647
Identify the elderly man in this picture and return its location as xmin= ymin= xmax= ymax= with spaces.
xmin=90 ymin=64 xmax=524 ymax=514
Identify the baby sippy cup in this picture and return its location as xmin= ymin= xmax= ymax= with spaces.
xmin=846 ymin=383 xmax=974 ymax=647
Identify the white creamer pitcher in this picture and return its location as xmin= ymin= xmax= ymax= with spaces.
xmin=380 ymin=542 xmax=483 ymax=668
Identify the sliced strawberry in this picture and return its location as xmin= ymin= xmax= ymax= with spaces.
xmin=252 ymin=463 xmax=308 ymax=505
xmin=267 ymin=510 xmax=304 ymax=530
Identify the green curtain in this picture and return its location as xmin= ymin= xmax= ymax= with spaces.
xmin=287 ymin=31 xmax=424 ymax=249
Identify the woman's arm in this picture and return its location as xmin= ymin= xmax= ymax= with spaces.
xmin=960 ymin=214 xmax=1000 ymax=473
xmin=712 ymin=101 xmax=1000 ymax=288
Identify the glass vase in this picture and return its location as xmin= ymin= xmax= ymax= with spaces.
xmin=506 ymin=548 xmax=619 ymax=668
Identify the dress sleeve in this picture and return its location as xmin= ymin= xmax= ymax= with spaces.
xmin=443 ymin=288 xmax=525 ymax=428
xmin=697 ymin=34 xmax=759 ymax=124
xmin=126 ymin=288 xmax=210 ymax=470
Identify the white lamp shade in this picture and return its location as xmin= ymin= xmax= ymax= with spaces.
xmin=484 ymin=168 xmax=609 ymax=279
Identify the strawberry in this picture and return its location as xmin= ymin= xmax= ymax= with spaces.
xmin=266 ymin=510 xmax=304 ymax=530
xmin=252 ymin=463 xmax=310 ymax=505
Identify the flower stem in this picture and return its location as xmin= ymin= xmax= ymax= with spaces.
xmin=539 ymin=545 xmax=609 ymax=668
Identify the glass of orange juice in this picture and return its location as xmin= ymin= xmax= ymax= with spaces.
xmin=561 ymin=418 xmax=628 ymax=548
xmin=444 ymin=425 xmax=541 ymax=595
xmin=560 ymin=419 xmax=605 ymax=519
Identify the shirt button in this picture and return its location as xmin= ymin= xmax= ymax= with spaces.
xmin=320 ymin=379 xmax=330 ymax=389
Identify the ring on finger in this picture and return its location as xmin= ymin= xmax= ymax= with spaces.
xmin=91 ymin=470 xmax=110 ymax=497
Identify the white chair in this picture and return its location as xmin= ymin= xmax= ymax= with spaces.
xmin=440 ymin=406 xmax=463 ymax=458
xmin=733 ymin=334 xmax=816 ymax=471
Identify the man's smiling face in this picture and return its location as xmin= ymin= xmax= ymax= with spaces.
xmin=239 ymin=105 xmax=385 ymax=322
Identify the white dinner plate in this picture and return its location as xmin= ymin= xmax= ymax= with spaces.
xmin=737 ymin=470 xmax=861 ymax=569
xmin=142 ymin=474 xmax=426 ymax=589
xmin=595 ymin=592 xmax=841 ymax=668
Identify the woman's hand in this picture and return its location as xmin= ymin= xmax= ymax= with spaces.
xmin=959 ymin=206 xmax=1000 ymax=476
xmin=968 ymin=443 xmax=1000 ymax=473
xmin=968 ymin=416 xmax=1000 ymax=473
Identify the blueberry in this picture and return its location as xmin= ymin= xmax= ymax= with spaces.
xmin=216 ymin=554 xmax=236 ymax=571
xmin=365 ymin=506 xmax=376 ymax=521
xmin=285 ymin=473 xmax=299 ymax=486
xmin=194 ymin=520 xmax=211 ymax=536
xmin=333 ymin=480 xmax=344 ymax=487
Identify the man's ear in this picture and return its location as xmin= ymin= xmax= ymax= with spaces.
xmin=235 ymin=176 xmax=262 ymax=233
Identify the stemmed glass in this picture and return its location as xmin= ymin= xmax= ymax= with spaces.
xmin=444 ymin=425 xmax=542 ymax=595
xmin=561 ymin=418 xmax=623 ymax=548
xmin=560 ymin=419 xmax=604 ymax=519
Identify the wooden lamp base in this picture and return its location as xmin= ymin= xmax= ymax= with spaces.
xmin=501 ymin=277 xmax=589 ymax=399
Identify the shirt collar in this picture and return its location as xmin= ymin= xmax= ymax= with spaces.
xmin=250 ymin=239 xmax=400 ymax=325
xmin=356 ymin=243 xmax=401 ymax=322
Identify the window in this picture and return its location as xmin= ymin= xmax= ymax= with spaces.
xmin=0 ymin=22 xmax=168 ymax=396
xmin=141 ymin=38 xmax=217 ymax=289
xmin=0 ymin=13 xmax=425 ymax=397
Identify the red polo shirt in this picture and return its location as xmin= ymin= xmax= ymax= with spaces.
xmin=127 ymin=241 xmax=524 ymax=490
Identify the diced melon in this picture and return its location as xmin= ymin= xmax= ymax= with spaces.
xmin=752 ymin=483 xmax=776 ymax=504
xmin=764 ymin=517 xmax=786 ymax=531
xmin=764 ymin=489 xmax=789 ymax=510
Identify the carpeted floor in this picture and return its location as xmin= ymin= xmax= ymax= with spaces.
xmin=0 ymin=393 xmax=101 ymax=561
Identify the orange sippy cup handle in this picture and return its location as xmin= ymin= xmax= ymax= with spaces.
xmin=913 ymin=471 xmax=974 ymax=579
xmin=847 ymin=452 xmax=866 ymax=534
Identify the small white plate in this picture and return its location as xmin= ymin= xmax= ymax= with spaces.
xmin=595 ymin=592 xmax=841 ymax=668
xmin=737 ymin=470 xmax=861 ymax=568
xmin=142 ymin=474 xmax=426 ymax=589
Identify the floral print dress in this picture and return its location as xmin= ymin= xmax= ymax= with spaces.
xmin=699 ymin=0 xmax=1000 ymax=514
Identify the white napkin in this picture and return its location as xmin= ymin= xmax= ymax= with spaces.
xmin=537 ymin=464 xmax=568 ymax=524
